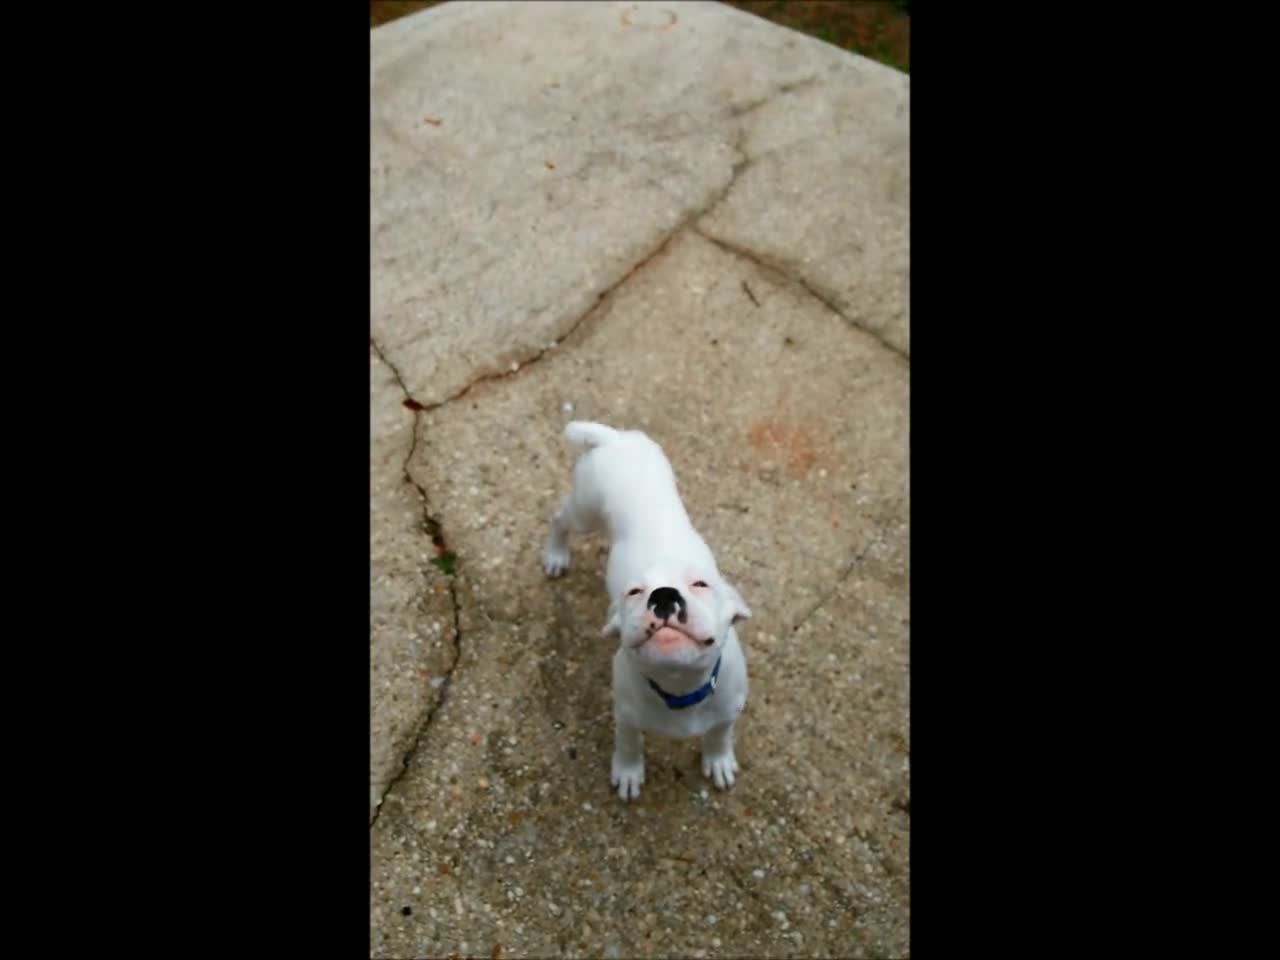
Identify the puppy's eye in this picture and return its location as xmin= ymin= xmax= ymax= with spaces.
xmin=692 ymin=580 xmax=709 ymax=588
xmin=627 ymin=587 xmax=643 ymax=596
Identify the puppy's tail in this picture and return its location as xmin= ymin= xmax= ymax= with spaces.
xmin=564 ymin=420 xmax=622 ymax=450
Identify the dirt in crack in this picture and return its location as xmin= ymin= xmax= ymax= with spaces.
xmin=421 ymin=510 xmax=458 ymax=575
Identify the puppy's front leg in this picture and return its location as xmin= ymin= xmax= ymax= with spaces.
xmin=701 ymin=721 xmax=739 ymax=790
xmin=610 ymin=720 xmax=645 ymax=801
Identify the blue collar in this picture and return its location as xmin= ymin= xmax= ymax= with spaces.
xmin=647 ymin=656 xmax=722 ymax=710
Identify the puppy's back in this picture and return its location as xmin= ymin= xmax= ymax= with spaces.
xmin=565 ymin=422 xmax=685 ymax=536
xmin=565 ymin=421 xmax=667 ymax=471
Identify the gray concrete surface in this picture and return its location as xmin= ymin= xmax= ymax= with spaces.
xmin=371 ymin=3 xmax=908 ymax=956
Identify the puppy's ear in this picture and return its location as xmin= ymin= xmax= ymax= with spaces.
xmin=722 ymin=579 xmax=752 ymax=624
xmin=601 ymin=599 xmax=622 ymax=636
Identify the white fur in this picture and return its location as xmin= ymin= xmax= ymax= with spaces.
xmin=543 ymin=421 xmax=751 ymax=800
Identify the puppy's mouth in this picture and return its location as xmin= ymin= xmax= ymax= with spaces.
xmin=640 ymin=623 xmax=715 ymax=650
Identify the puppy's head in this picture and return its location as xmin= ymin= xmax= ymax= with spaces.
xmin=603 ymin=561 xmax=751 ymax=667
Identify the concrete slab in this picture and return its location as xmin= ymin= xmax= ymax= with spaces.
xmin=371 ymin=1 xmax=908 ymax=955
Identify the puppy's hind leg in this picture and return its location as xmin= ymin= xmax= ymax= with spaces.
xmin=542 ymin=495 xmax=575 ymax=577
xmin=543 ymin=457 xmax=602 ymax=577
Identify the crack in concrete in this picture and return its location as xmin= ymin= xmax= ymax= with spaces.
xmin=370 ymin=335 xmax=412 ymax=398
xmin=690 ymin=226 xmax=908 ymax=363
xmin=791 ymin=549 xmax=865 ymax=635
xmin=729 ymin=74 xmax=821 ymax=119
xmin=370 ymin=336 xmax=429 ymax=488
xmin=397 ymin=223 xmax=673 ymax=414
xmin=375 ymin=130 xmax=754 ymax=417
xmin=369 ymin=340 xmax=465 ymax=827
xmin=370 ymin=579 xmax=462 ymax=829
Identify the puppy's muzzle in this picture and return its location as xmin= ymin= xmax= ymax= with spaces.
xmin=643 ymin=587 xmax=715 ymax=647
xmin=647 ymin=586 xmax=687 ymax=623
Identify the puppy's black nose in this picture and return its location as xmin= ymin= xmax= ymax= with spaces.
xmin=647 ymin=586 xmax=685 ymax=621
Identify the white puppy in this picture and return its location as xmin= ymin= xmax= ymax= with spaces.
xmin=542 ymin=421 xmax=752 ymax=800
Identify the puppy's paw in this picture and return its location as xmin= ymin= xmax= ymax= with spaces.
xmin=702 ymin=748 xmax=739 ymax=790
xmin=542 ymin=544 xmax=570 ymax=577
xmin=610 ymin=754 xmax=645 ymax=801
